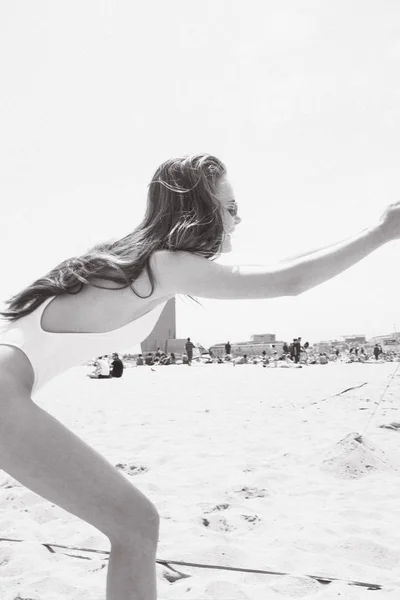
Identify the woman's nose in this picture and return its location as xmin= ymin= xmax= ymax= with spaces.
xmin=235 ymin=215 xmax=242 ymax=225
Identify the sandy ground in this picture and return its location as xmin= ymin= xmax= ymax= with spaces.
xmin=1 ymin=361 xmax=400 ymax=599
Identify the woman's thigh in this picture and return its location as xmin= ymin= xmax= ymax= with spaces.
xmin=0 ymin=386 xmax=158 ymax=544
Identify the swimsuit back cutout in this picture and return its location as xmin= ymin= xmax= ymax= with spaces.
xmin=0 ymin=296 xmax=168 ymax=395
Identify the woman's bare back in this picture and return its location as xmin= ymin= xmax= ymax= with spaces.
xmin=40 ymin=279 xmax=171 ymax=335
xmin=0 ymin=263 xmax=172 ymax=396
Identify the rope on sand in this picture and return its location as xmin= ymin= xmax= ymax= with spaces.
xmin=0 ymin=536 xmax=386 ymax=590
xmin=361 ymin=361 xmax=400 ymax=435
xmin=311 ymin=361 xmax=400 ymax=408
xmin=310 ymin=382 xmax=368 ymax=405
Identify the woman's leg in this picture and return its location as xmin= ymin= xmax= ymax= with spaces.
xmin=0 ymin=390 xmax=159 ymax=600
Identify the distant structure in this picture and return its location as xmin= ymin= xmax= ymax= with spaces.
xmin=313 ymin=331 xmax=400 ymax=354
xmin=141 ymin=297 xmax=177 ymax=353
xmin=210 ymin=332 xmax=283 ymax=358
xmin=369 ymin=333 xmax=400 ymax=349
xmin=343 ymin=334 xmax=366 ymax=345
xmin=251 ymin=333 xmax=276 ymax=343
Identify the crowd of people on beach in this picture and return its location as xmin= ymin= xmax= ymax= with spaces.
xmin=89 ymin=339 xmax=400 ymax=374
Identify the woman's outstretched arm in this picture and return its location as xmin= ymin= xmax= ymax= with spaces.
xmin=277 ymin=229 xmax=370 ymax=264
xmin=152 ymin=202 xmax=400 ymax=300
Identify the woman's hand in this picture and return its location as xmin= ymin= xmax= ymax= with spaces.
xmin=377 ymin=201 xmax=400 ymax=242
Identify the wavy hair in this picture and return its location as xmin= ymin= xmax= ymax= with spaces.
xmin=1 ymin=153 xmax=227 ymax=321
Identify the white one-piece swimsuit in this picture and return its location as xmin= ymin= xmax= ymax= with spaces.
xmin=0 ymin=296 xmax=167 ymax=396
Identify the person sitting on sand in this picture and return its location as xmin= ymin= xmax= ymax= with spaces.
xmin=110 ymin=353 xmax=124 ymax=378
xmin=145 ymin=352 xmax=154 ymax=365
xmin=159 ymin=352 xmax=170 ymax=365
xmin=136 ymin=353 xmax=144 ymax=366
xmin=88 ymin=355 xmax=112 ymax=379
xmin=233 ymin=354 xmax=248 ymax=365
xmin=1 ymin=153 xmax=400 ymax=600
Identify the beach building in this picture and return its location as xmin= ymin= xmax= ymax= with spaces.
xmin=313 ymin=332 xmax=400 ymax=355
xmin=210 ymin=333 xmax=283 ymax=358
xmin=343 ymin=334 xmax=367 ymax=345
xmin=313 ymin=339 xmax=348 ymax=354
xmin=251 ymin=333 xmax=276 ymax=343
xmin=368 ymin=333 xmax=400 ymax=351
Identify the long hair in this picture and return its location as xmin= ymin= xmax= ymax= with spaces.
xmin=1 ymin=154 xmax=227 ymax=322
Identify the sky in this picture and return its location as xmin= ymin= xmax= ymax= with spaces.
xmin=0 ymin=0 xmax=400 ymax=349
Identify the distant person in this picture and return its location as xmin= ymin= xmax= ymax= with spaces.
xmin=110 ymin=353 xmax=124 ymax=378
xmin=185 ymin=337 xmax=195 ymax=365
xmin=282 ymin=342 xmax=289 ymax=354
xmin=373 ymin=344 xmax=380 ymax=360
xmin=294 ymin=338 xmax=301 ymax=363
xmin=170 ymin=352 xmax=176 ymax=364
xmin=145 ymin=353 xmax=154 ymax=365
xmin=225 ymin=341 xmax=231 ymax=355
xmin=159 ymin=353 xmax=170 ymax=365
xmin=233 ymin=354 xmax=248 ymax=365
xmin=136 ymin=354 xmax=144 ymax=366
xmin=271 ymin=344 xmax=278 ymax=367
xmin=89 ymin=356 xmax=111 ymax=379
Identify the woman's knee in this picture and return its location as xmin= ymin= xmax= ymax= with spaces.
xmin=109 ymin=493 xmax=160 ymax=547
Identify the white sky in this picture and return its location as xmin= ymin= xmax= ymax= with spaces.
xmin=1 ymin=0 xmax=399 ymax=348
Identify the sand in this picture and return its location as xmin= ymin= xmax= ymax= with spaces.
xmin=1 ymin=361 xmax=400 ymax=599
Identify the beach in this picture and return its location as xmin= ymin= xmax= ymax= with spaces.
xmin=1 ymin=361 xmax=400 ymax=599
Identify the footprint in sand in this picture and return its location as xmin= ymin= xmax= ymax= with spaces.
xmin=211 ymin=503 xmax=230 ymax=511
xmin=201 ymin=514 xmax=235 ymax=533
xmin=234 ymin=485 xmax=269 ymax=499
xmin=379 ymin=421 xmax=400 ymax=431
xmin=0 ymin=476 xmax=23 ymax=489
xmin=241 ymin=514 xmax=262 ymax=526
xmin=201 ymin=503 xmax=235 ymax=532
xmin=201 ymin=502 xmax=262 ymax=533
xmin=115 ymin=463 xmax=148 ymax=476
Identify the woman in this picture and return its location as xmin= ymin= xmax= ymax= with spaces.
xmin=0 ymin=153 xmax=399 ymax=599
